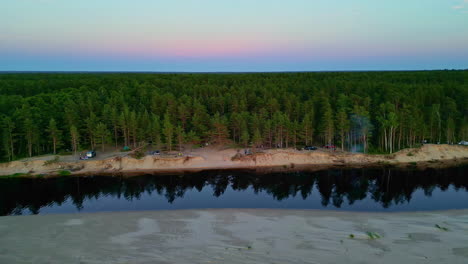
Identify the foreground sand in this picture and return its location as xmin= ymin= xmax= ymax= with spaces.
xmin=1 ymin=144 xmax=467 ymax=177
xmin=1 ymin=209 xmax=468 ymax=263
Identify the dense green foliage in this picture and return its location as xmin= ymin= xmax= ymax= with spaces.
xmin=1 ymin=71 xmax=467 ymax=161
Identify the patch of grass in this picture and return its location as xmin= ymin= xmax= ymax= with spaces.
xmin=366 ymin=231 xmax=381 ymax=239
xmin=58 ymin=151 xmax=72 ymax=156
xmin=4 ymin=172 xmax=29 ymax=178
xmin=58 ymin=170 xmax=71 ymax=176
xmin=409 ymin=162 xmax=417 ymax=166
xmin=407 ymin=152 xmax=414 ymax=156
xmin=349 ymin=234 xmax=355 ymax=239
xmin=435 ymin=224 xmax=449 ymax=231
xmin=43 ymin=156 xmax=60 ymax=166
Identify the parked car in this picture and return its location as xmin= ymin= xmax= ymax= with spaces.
xmin=304 ymin=146 xmax=317 ymax=150
xmin=151 ymin=150 xmax=161 ymax=155
xmin=322 ymin=144 xmax=336 ymax=150
xmin=459 ymin=141 xmax=468 ymax=146
xmin=86 ymin=150 xmax=96 ymax=158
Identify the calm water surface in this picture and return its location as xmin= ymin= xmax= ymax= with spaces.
xmin=1 ymin=166 xmax=467 ymax=216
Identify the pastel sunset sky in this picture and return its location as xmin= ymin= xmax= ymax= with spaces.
xmin=1 ymin=0 xmax=467 ymax=71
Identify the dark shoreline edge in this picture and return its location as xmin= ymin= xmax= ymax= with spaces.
xmin=6 ymin=157 xmax=466 ymax=179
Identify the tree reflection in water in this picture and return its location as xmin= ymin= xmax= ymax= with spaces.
xmin=0 ymin=166 xmax=467 ymax=216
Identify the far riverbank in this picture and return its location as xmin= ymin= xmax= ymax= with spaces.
xmin=1 ymin=144 xmax=467 ymax=177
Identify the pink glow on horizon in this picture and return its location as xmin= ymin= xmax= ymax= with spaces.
xmin=64 ymin=37 xmax=306 ymax=59
xmin=4 ymin=32 xmax=466 ymax=62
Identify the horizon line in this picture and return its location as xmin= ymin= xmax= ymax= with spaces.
xmin=1 ymin=69 xmax=467 ymax=74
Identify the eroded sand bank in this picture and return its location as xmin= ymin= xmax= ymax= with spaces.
xmin=1 ymin=144 xmax=467 ymax=176
xmin=1 ymin=209 xmax=468 ymax=263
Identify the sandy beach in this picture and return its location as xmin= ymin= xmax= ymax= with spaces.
xmin=0 ymin=209 xmax=467 ymax=263
xmin=0 ymin=144 xmax=467 ymax=177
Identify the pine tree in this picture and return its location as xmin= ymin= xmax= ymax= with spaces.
xmin=24 ymin=118 xmax=38 ymax=157
xmin=319 ymin=98 xmax=334 ymax=145
xmin=2 ymin=116 xmax=15 ymax=161
xmin=102 ymin=104 xmax=119 ymax=147
xmin=301 ymin=113 xmax=314 ymax=146
xmin=178 ymin=103 xmax=190 ymax=130
xmin=240 ymin=128 xmax=250 ymax=147
xmin=335 ymin=109 xmax=349 ymax=150
xmin=95 ymin=122 xmax=110 ymax=152
xmin=430 ymin=104 xmax=441 ymax=143
xmin=47 ymin=118 xmax=62 ymax=154
xmin=85 ymin=112 xmax=99 ymax=150
xmin=128 ymin=111 xmax=138 ymax=147
xmin=70 ymin=125 xmax=80 ymax=156
xmin=119 ymin=112 xmax=128 ymax=147
xmin=252 ymin=128 xmax=262 ymax=148
xmin=163 ymin=113 xmax=174 ymax=151
xmin=210 ymin=113 xmax=230 ymax=144
xmin=175 ymin=125 xmax=185 ymax=152
xmin=191 ymin=101 xmax=209 ymax=141
xmin=150 ymin=114 xmax=161 ymax=148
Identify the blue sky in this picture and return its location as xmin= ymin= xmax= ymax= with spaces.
xmin=1 ymin=0 xmax=467 ymax=71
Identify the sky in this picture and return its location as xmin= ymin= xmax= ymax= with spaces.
xmin=1 ymin=0 xmax=468 ymax=72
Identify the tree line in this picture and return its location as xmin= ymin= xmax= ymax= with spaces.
xmin=0 ymin=71 xmax=467 ymax=161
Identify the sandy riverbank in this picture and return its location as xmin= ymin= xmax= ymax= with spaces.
xmin=0 ymin=144 xmax=467 ymax=177
xmin=1 ymin=209 xmax=467 ymax=263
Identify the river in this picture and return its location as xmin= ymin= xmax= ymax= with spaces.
xmin=1 ymin=165 xmax=467 ymax=216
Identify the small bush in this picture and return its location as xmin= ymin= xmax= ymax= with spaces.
xmin=366 ymin=232 xmax=381 ymax=239
xmin=435 ymin=224 xmax=449 ymax=231
xmin=6 ymin=173 xmax=28 ymax=178
xmin=43 ymin=156 xmax=60 ymax=166
xmin=407 ymin=152 xmax=414 ymax=156
xmin=130 ymin=151 xmax=145 ymax=159
xmin=58 ymin=170 xmax=71 ymax=176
